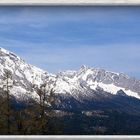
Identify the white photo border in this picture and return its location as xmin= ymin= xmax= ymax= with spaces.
xmin=0 ymin=0 xmax=140 ymax=139
xmin=0 ymin=0 xmax=140 ymax=5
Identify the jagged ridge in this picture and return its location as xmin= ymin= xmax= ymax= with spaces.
xmin=0 ymin=47 xmax=140 ymax=104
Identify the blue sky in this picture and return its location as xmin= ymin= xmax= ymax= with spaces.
xmin=0 ymin=6 xmax=140 ymax=78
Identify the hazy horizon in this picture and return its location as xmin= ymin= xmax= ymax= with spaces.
xmin=0 ymin=6 xmax=140 ymax=78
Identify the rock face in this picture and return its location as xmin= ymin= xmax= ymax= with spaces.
xmin=0 ymin=47 xmax=140 ymax=108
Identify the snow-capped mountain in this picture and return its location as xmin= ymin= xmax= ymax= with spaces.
xmin=0 ymin=48 xmax=48 ymax=100
xmin=0 ymin=47 xmax=140 ymax=106
xmin=53 ymin=65 xmax=140 ymax=99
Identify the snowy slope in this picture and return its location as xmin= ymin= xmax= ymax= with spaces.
xmin=0 ymin=47 xmax=140 ymax=103
xmin=0 ymin=48 xmax=48 ymax=100
xmin=53 ymin=65 xmax=140 ymax=100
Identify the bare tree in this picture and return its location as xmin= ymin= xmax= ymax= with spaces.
xmin=3 ymin=69 xmax=13 ymax=134
xmin=35 ymin=79 xmax=56 ymax=134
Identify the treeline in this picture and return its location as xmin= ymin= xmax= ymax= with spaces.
xmin=0 ymin=69 xmax=63 ymax=135
xmin=0 ymin=95 xmax=64 ymax=135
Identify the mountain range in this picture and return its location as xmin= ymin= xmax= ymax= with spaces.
xmin=0 ymin=47 xmax=140 ymax=113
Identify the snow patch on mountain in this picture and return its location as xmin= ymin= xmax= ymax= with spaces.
xmin=89 ymin=81 xmax=140 ymax=99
